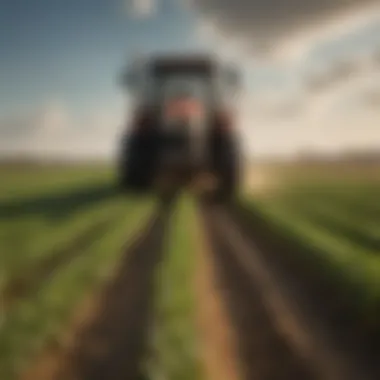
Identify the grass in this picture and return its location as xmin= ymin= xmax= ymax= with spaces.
xmin=144 ymin=194 xmax=203 ymax=380
xmin=0 ymin=164 xmax=113 ymax=202
xmin=0 ymin=164 xmax=205 ymax=380
xmin=0 ymin=197 xmax=156 ymax=380
xmin=6 ymin=160 xmax=378 ymax=379
xmin=0 ymin=164 xmax=157 ymax=379
xmin=0 ymin=165 xmax=128 ymax=293
xmin=0 ymin=194 xmax=128 ymax=286
xmin=278 ymin=199 xmax=380 ymax=252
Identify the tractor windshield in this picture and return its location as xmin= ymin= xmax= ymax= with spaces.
xmin=153 ymin=74 xmax=213 ymax=125
xmin=124 ymin=58 xmax=239 ymax=109
xmin=152 ymin=69 xmax=216 ymax=108
xmin=159 ymin=75 xmax=211 ymax=101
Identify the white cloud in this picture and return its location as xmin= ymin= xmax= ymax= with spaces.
xmin=236 ymin=64 xmax=380 ymax=158
xmin=37 ymin=101 xmax=72 ymax=135
xmin=1 ymin=89 xmax=379 ymax=160
xmin=189 ymin=0 xmax=380 ymax=63
xmin=128 ymin=0 xmax=157 ymax=18
xmin=185 ymin=0 xmax=380 ymax=157
xmin=0 ymin=101 xmax=126 ymax=160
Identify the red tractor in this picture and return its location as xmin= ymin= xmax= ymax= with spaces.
xmin=118 ymin=53 xmax=242 ymax=200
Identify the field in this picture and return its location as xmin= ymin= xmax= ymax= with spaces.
xmin=242 ymin=162 xmax=380 ymax=321
xmin=1 ymin=161 xmax=380 ymax=380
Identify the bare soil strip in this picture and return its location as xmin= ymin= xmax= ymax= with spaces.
xmin=201 ymin=202 xmax=379 ymax=380
xmin=229 ymin=203 xmax=380 ymax=378
xmin=194 ymin=206 xmax=243 ymax=380
xmin=21 ymin=204 xmax=171 ymax=380
xmin=3 ymin=219 xmax=111 ymax=312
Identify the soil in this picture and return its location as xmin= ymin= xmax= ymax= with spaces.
xmin=202 ymin=204 xmax=318 ymax=380
xmin=200 ymin=202 xmax=380 ymax=380
xmin=193 ymin=205 xmax=243 ymax=380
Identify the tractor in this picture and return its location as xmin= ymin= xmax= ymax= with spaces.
xmin=118 ymin=53 xmax=242 ymax=200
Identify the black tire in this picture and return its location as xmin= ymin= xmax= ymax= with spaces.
xmin=118 ymin=131 xmax=157 ymax=194
xmin=214 ymin=164 xmax=239 ymax=202
xmin=211 ymin=130 xmax=241 ymax=202
xmin=219 ymin=166 xmax=239 ymax=200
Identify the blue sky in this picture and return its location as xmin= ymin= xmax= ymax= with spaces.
xmin=0 ymin=0 xmax=200 ymax=115
xmin=0 ymin=0 xmax=379 ymax=158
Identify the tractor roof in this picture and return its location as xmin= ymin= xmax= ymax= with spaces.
xmin=148 ymin=54 xmax=216 ymax=76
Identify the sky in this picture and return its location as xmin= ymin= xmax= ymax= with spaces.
xmin=0 ymin=0 xmax=379 ymax=159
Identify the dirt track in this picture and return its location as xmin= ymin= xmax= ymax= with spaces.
xmin=22 ymin=203 xmax=171 ymax=380
xmin=195 ymin=207 xmax=243 ymax=380
xmin=201 ymin=202 xmax=380 ymax=380
xmin=19 ymin=198 xmax=380 ymax=380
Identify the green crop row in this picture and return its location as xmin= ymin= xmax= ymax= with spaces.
xmin=143 ymin=195 xmax=203 ymax=380
xmin=0 ymin=194 xmax=133 ymax=286
xmin=0 ymin=166 xmax=113 ymax=202
xmin=240 ymin=196 xmax=380 ymax=323
xmin=0 ymin=198 xmax=156 ymax=380
xmin=275 ymin=185 xmax=380 ymax=222
xmin=269 ymin=197 xmax=380 ymax=253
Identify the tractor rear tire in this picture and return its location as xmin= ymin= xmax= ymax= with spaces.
xmin=211 ymin=132 xmax=241 ymax=202
xmin=118 ymin=132 xmax=157 ymax=194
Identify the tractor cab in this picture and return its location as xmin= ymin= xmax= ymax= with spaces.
xmin=122 ymin=55 xmax=240 ymax=111
xmin=118 ymin=54 xmax=242 ymax=200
